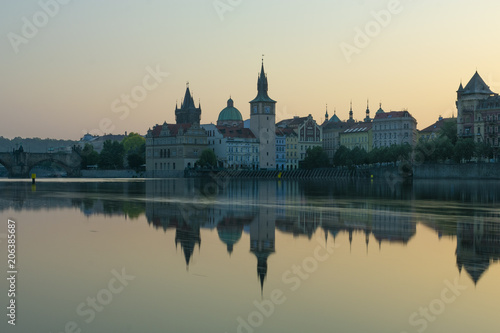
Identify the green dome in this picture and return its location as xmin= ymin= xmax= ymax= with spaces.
xmin=218 ymin=98 xmax=243 ymax=122
xmin=376 ymin=103 xmax=385 ymax=114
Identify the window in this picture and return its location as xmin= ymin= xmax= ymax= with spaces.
xmin=173 ymin=163 xmax=176 ymax=170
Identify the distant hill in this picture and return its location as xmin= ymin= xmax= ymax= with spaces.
xmin=0 ymin=137 xmax=79 ymax=153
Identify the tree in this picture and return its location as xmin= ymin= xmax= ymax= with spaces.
xmin=439 ymin=120 xmax=458 ymax=145
xmin=122 ymin=133 xmax=145 ymax=155
xmin=80 ymin=143 xmax=99 ymax=168
xmin=196 ymin=149 xmax=217 ymax=168
xmin=475 ymin=141 xmax=493 ymax=161
xmin=127 ymin=143 xmax=145 ymax=170
xmin=453 ymin=138 xmax=475 ymax=163
xmin=301 ymin=146 xmax=330 ymax=169
xmin=98 ymin=140 xmax=125 ymax=169
xmin=333 ymin=146 xmax=350 ymax=166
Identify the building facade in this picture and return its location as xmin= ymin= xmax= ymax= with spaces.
xmin=250 ymin=61 xmax=276 ymax=170
xmin=146 ymin=85 xmax=208 ymax=176
xmin=457 ymin=71 xmax=500 ymax=149
xmin=322 ymin=109 xmax=350 ymax=163
xmin=275 ymin=129 xmax=286 ymax=170
xmin=340 ymin=122 xmax=373 ymax=151
xmin=203 ymin=98 xmax=259 ymax=169
xmin=372 ymin=106 xmax=417 ymax=148
xmin=283 ymin=128 xmax=299 ymax=170
xmin=297 ymin=114 xmax=322 ymax=160
xmin=418 ymin=116 xmax=454 ymax=141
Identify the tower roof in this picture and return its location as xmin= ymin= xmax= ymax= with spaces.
xmin=328 ymin=111 xmax=341 ymax=123
xmin=181 ymin=85 xmax=196 ymax=109
xmin=462 ymin=71 xmax=494 ymax=95
xmin=250 ymin=60 xmax=276 ymax=103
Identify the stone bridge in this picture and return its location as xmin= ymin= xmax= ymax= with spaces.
xmin=0 ymin=151 xmax=82 ymax=178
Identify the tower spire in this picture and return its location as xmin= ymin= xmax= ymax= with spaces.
xmin=348 ymin=100 xmax=354 ymax=123
xmin=365 ymin=99 xmax=371 ymax=122
xmin=325 ymin=104 xmax=329 ymax=121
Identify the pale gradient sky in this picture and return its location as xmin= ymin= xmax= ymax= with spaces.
xmin=1 ymin=0 xmax=500 ymax=140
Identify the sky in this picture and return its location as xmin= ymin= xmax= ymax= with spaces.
xmin=1 ymin=0 xmax=500 ymax=140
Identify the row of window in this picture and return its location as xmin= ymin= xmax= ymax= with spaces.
xmin=228 ymin=155 xmax=257 ymax=162
xmin=155 ymin=162 xmax=176 ymax=170
xmin=228 ymin=147 xmax=258 ymax=153
xmin=373 ymin=122 xmax=413 ymax=130
xmin=342 ymin=136 xmax=368 ymax=144
xmin=374 ymin=132 xmax=410 ymax=139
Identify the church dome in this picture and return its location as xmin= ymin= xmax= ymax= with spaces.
xmin=217 ymin=98 xmax=244 ymax=127
xmin=217 ymin=223 xmax=243 ymax=254
xmin=218 ymin=98 xmax=243 ymax=122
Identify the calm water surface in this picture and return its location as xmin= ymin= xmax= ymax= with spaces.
xmin=0 ymin=178 xmax=499 ymax=333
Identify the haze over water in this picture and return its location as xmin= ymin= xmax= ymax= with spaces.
xmin=0 ymin=178 xmax=499 ymax=332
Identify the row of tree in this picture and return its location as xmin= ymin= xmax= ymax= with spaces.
xmin=326 ymin=121 xmax=496 ymax=168
xmin=79 ymin=133 xmax=145 ymax=170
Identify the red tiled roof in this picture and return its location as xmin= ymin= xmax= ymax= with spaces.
xmin=216 ymin=126 xmax=256 ymax=139
xmin=374 ymin=111 xmax=412 ymax=120
xmin=151 ymin=123 xmax=192 ymax=138
xmin=419 ymin=118 xmax=454 ymax=133
xmin=276 ymin=127 xmax=298 ymax=136
xmin=276 ymin=117 xmax=308 ymax=127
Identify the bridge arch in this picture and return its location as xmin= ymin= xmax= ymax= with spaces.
xmin=28 ymin=158 xmax=79 ymax=177
xmin=0 ymin=151 xmax=81 ymax=178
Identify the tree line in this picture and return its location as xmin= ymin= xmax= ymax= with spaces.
xmin=78 ymin=133 xmax=145 ymax=170
xmin=306 ymin=121 xmax=496 ymax=169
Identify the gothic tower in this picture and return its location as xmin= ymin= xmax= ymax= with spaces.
xmin=175 ymin=83 xmax=201 ymax=124
xmin=250 ymin=60 xmax=276 ymax=170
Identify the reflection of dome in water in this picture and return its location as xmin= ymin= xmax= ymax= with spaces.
xmin=217 ymin=222 xmax=243 ymax=254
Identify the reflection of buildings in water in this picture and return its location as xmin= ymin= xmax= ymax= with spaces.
xmin=456 ymin=216 xmax=500 ymax=284
xmin=371 ymin=208 xmax=415 ymax=246
xmin=175 ymin=222 xmax=201 ymax=267
xmin=145 ymin=179 xmax=277 ymax=289
xmin=320 ymin=202 xmax=416 ymax=251
xmin=276 ymin=207 xmax=322 ymax=239
xmin=250 ymin=213 xmax=275 ymax=294
xmin=250 ymin=181 xmax=276 ymax=294
xmin=217 ymin=216 xmax=251 ymax=255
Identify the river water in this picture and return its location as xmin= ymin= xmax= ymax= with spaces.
xmin=0 ymin=178 xmax=499 ymax=333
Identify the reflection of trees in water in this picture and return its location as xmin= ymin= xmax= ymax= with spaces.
xmin=413 ymin=180 xmax=500 ymax=204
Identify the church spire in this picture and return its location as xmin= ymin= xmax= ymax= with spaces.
xmin=348 ymin=100 xmax=354 ymax=123
xmin=250 ymin=58 xmax=276 ymax=103
xmin=364 ymin=99 xmax=371 ymax=123
xmin=325 ymin=104 xmax=329 ymax=122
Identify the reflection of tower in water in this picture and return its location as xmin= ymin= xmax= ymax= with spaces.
xmin=456 ymin=215 xmax=500 ymax=285
xmin=250 ymin=181 xmax=276 ymax=294
xmin=175 ymin=222 xmax=201 ymax=269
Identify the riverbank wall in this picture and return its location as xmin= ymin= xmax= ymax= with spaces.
xmin=81 ymin=170 xmax=145 ymax=178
